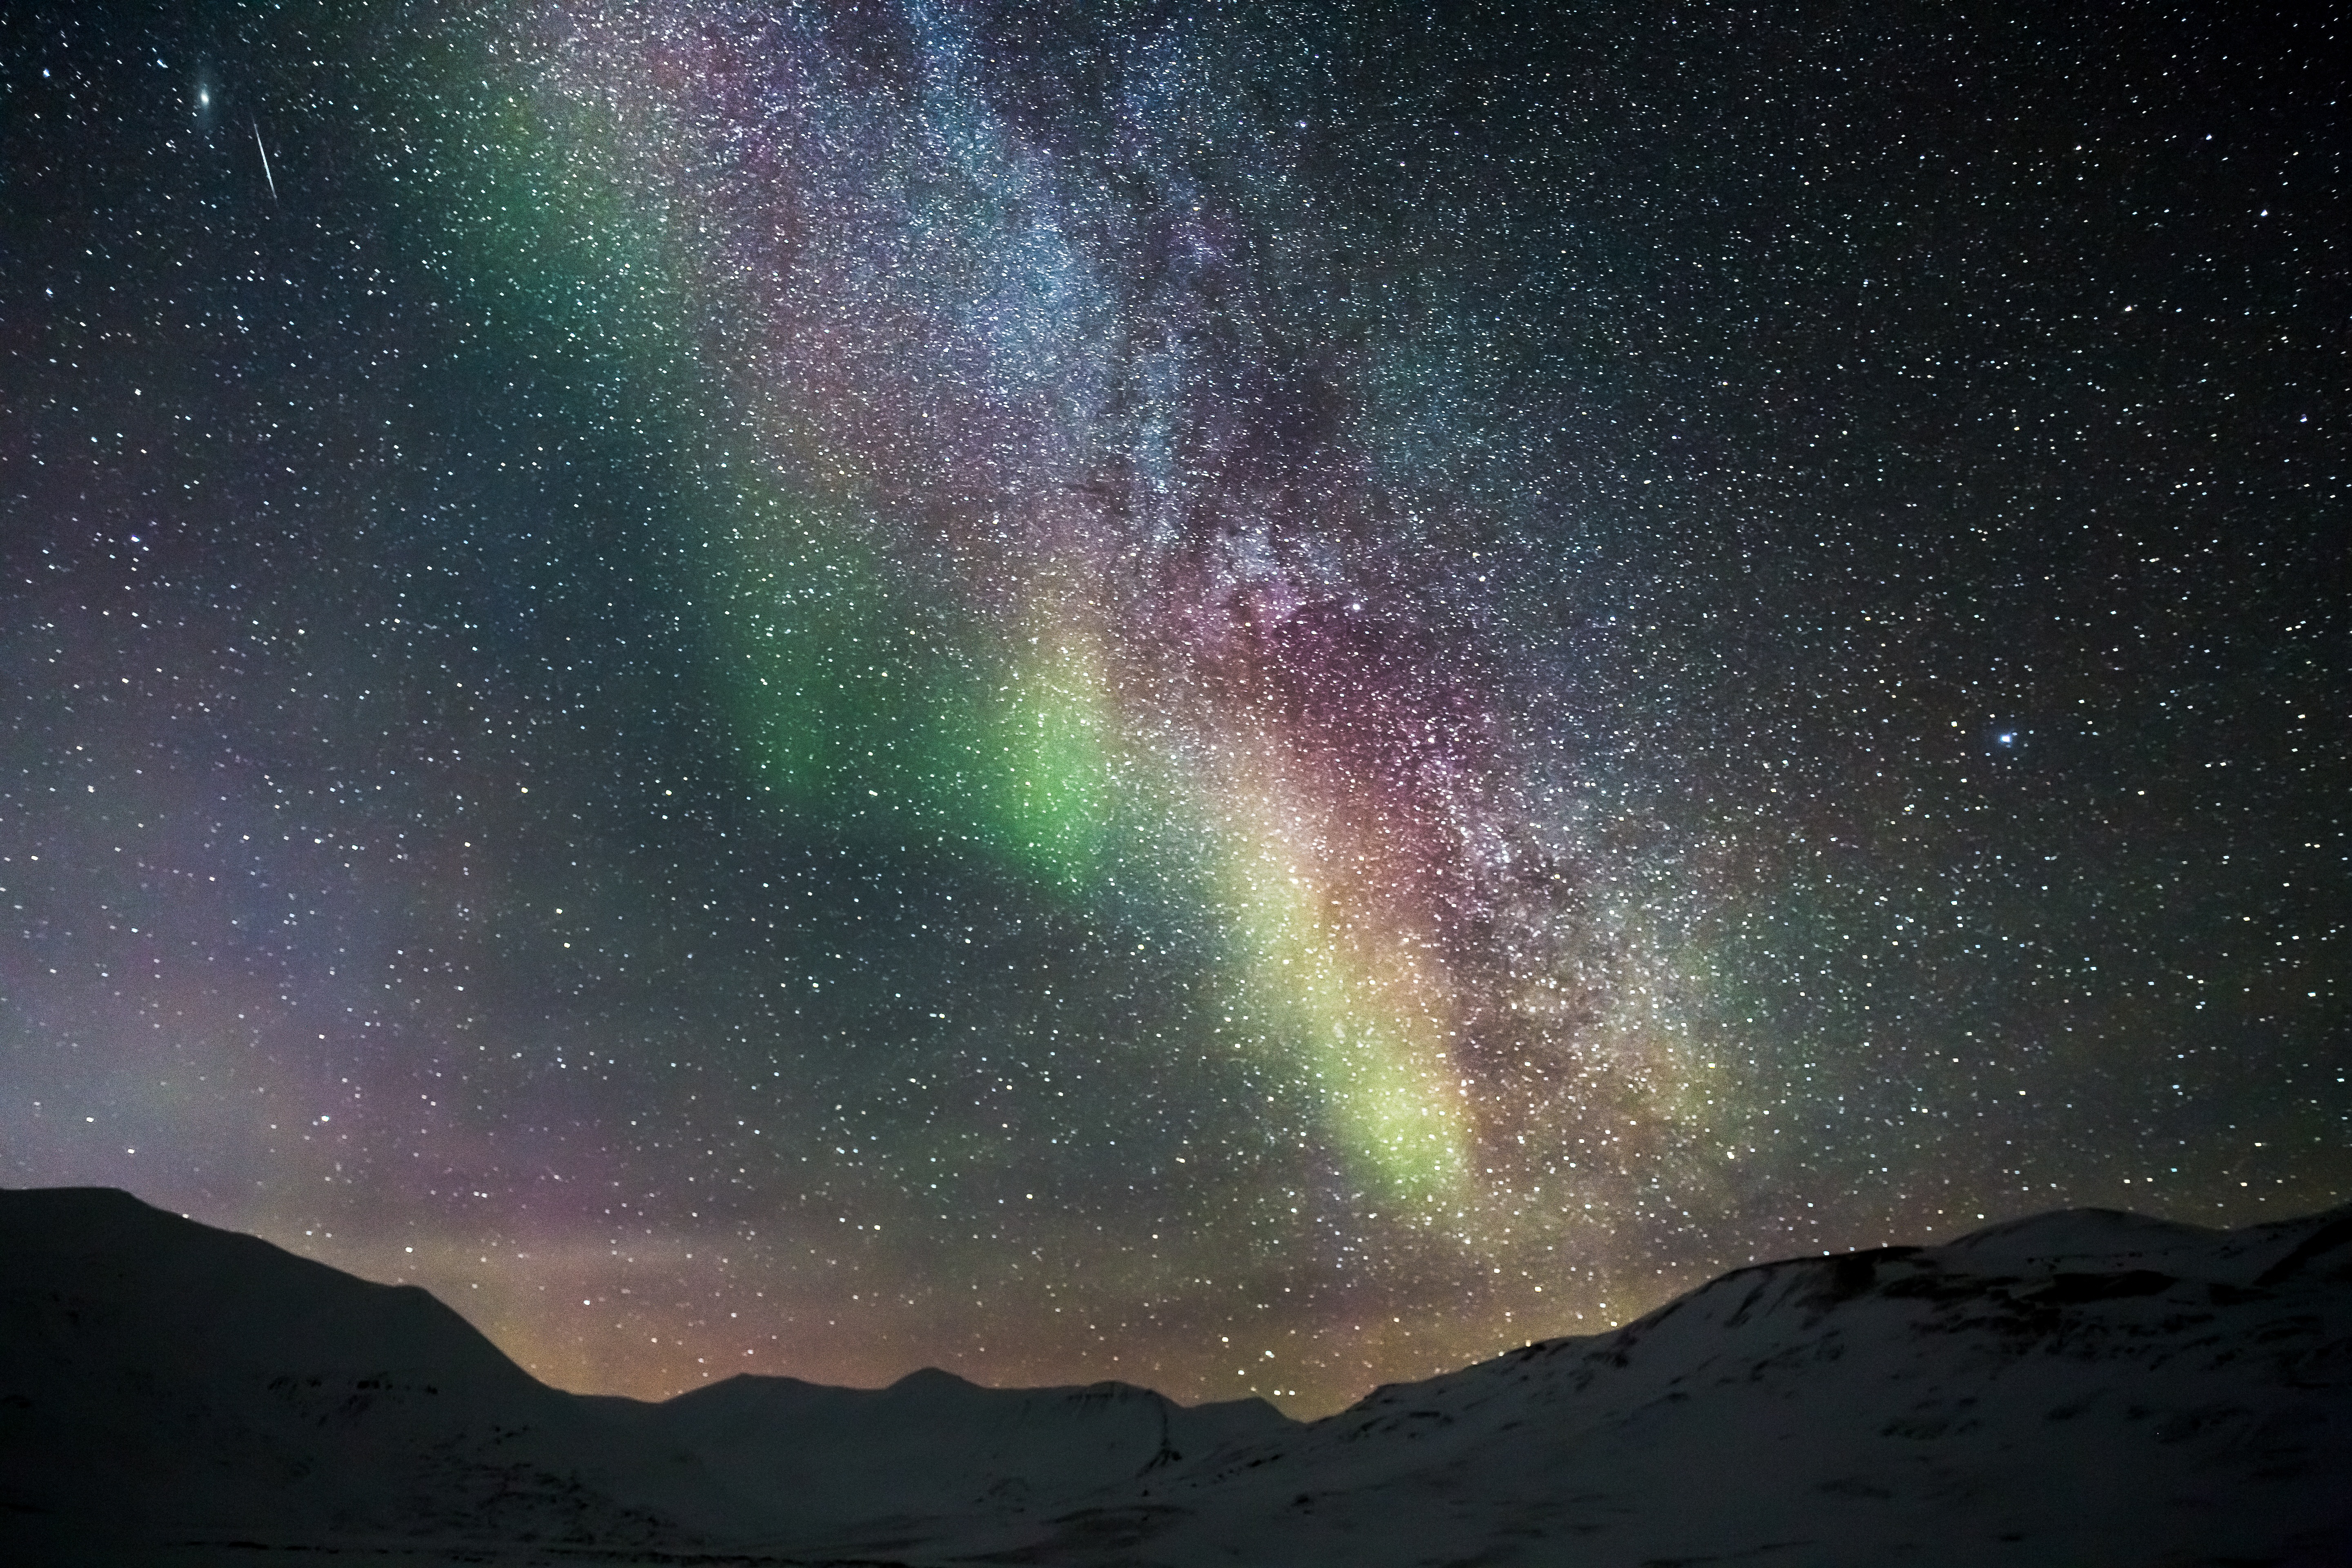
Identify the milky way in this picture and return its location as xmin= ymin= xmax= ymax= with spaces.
xmin=3 ymin=0 xmax=2345 ymax=1414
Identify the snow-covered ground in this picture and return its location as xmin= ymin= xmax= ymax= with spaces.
xmin=5 ymin=1186 xmax=2348 ymax=1565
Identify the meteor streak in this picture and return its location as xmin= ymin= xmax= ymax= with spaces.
xmin=252 ymin=120 xmax=276 ymax=202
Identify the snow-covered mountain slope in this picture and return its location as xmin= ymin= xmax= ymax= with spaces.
xmin=944 ymin=1202 xmax=2352 ymax=1567
xmin=0 ymin=1186 xmax=720 ymax=1548
xmin=0 ymin=1187 xmax=1289 ymax=1559
xmin=5 ymin=1186 xmax=2348 ymax=1566
xmin=626 ymin=1365 xmax=1288 ymax=1538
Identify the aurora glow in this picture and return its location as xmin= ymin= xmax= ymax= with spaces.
xmin=3 ymin=0 xmax=2344 ymax=1415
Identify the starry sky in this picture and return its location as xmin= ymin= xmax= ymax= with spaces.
xmin=3 ymin=0 xmax=2345 ymax=1417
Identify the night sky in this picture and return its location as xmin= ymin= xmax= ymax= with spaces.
xmin=3 ymin=0 xmax=2344 ymax=1417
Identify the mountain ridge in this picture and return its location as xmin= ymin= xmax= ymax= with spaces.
xmin=5 ymin=1185 xmax=2348 ymax=1565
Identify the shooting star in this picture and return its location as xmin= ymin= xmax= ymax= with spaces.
xmin=252 ymin=119 xmax=277 ymax=203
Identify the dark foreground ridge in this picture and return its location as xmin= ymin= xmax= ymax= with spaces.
xmin=4 ymin=1186 xmax=2348 ymax=1566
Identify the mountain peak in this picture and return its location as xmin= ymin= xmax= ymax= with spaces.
xmin=5 ymin=1187 xmax=2345 ymax=1565
xmin=890 ymin=1363 xmax=981 ymax=1394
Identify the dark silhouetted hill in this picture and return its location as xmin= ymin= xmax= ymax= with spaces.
xmin=5 ymin=1185 xmax=2348 ymax=1566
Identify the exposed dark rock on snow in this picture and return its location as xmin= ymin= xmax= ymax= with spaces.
xmin=5 ymin=1186 xmax=2349 ymax=1565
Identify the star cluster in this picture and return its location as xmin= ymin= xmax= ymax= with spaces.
xmin=2 ymin=0 xmax=2344 ymax=1415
